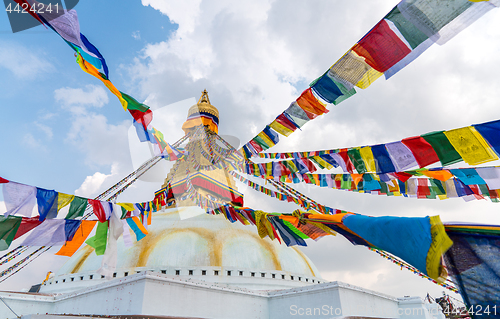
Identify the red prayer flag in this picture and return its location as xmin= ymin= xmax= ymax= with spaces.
xmin=393 ymin=172 xmax=413 ymax=182
xmin=249 ymin=140 xmax=263 ymax=153
xmin=338 ymin=149 xmax=355 ymax=173
xmin=417 ymin=179 xmax=430 ymax=198
xmin=89 ymin=199 xmax=107 ymax=223
xmin=14 ymin=217 xmax=42 ymax=240
xmin=276 ymin=114 xmax=298 ymax=131
xmin=129 ymin=109 xmax=153 ymax=130
xmin=301 ymin=158 xmax=317 ymax=173
xmin=402 ymin=136 xmax=440 ymax=168
xmin=0 ymin=177 xmax=8 ymax=184
xmin=352 ymin=19 xmax=411 ymax=72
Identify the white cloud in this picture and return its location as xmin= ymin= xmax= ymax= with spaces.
xmin=0 ymin=40 xmax=53 ymax=79
xmin=54 ymin=85 xmax=109 ymax=114
xmin=22 ymin=133 xmax=43 ymax=150
xmin=132 ymin=31 xmax=141 ymax=40
xmin=65 ymin=113 xmax=130 ymax=168
xmin=75 ymin=163 xmax=121 ymax=198
xmin=35 ymin=122 xmax=53 ymax=140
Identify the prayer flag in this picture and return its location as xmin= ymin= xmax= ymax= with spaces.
xmin=126 ymin=216 xmax=148 ymax=241
xmin=0 ymin=216 xmax=22 ymax=250
xmin=3 ymin=182 xmax=36 ymax=217
xmin=311 ymin=73 xmax=343 ymax=103
xmin=353 ymin=19 xmax=411 ymax=72
xmin=36 ymin=188 xmax=58 ymax=221
xmin=13 ymin=217 xmax=42 ymax=240
xmin=56 ymin=220 xmax=97 ymax=257
xmin=86 ymin=221 xmax=108 ymax=256
xmin=476 ymin=167 xmax=500 ymax=190
xmin=384 ymin=6 xmax=428 ymax=49
xmin=66 ymin=196 xmax=88 ymax=219
xmin=57 ymin=193 xmax=74 ymax=211
xmin=295 ymin=88 xmax=329 ymax=119
xmin=444 ymin=126 xmax=498 ymax=165
xmin=402 ymin=136 xmax=440 ymax=168
xmin=421 ymin=131 xmax=462 ymax=166
xmin=473 ymin=119 xmax=500 ymax=156
xmin=22 ymin=219 xmax=67 ymax=246
xmin=89 ymin=199 xmax=107 ymax=223
xmin=371 ymin=144 xmax=397 ymax=174
xmin=385 ymin=141 xmax=418 ymax=171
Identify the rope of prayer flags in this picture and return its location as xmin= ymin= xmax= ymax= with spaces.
xmin=254 ymin=120 xmax=500 ymax=174
xmin=270 ymin=167 xmax=500 ymax=202
xmin=0 ymin=246 xmax=49 ymax=281
xmin=0 ymin=177 xmax=158 ymax=252
xmin=241 ymin=1 xmax=500 ymax=157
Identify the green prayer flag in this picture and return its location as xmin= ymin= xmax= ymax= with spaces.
xmin=384 ymin=7 xmax=428 ymax=49
xmin=430 ymin=179 xmax=446 ymax=195
xmin=330 ymin=76 xmax=356 ymax=105
xmin=121 ymin=207 xmax=128 ymax=219
xmin=347 ymin=148 xmax=366 ymax=174
xmin=379 ymin=182 xmax=388 ymax=194
xmin=308 ymin=157 xmax=325 ymax=169
xmin=120 ymin=92 xmax=150 ymax=113
xmin=66 ymin=196 xmax=88 ymax=219
xmin=421 ymin=131 xmax=462 ymax=166
xmin=253 ymin=136 xmax=270 ymax=150
xmin=86 ymin=221 xmax=108 ymax=256
xmin=283 ymin=220 xmax=309 ymax=239
xmin=0 ymin=216 xmax=22 ymax=251
xmin=479 ymin=184 xmax=490 ymax=197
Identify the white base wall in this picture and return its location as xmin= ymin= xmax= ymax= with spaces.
xmin=0 ymin=273 xmax=445 ymax=319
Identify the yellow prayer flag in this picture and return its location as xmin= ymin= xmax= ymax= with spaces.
xmin=329 ymin=51 xmax=371 ymax=86
xmin=269 ymin=120 xmax=294 ymax=137
xmin=312 ymin=156 xmax=334 ymax=170
xmin=426 ymin=216 xmax=453 ymax=282
xmin=57 ymin=193 xmax=75 ymax=211
xmin=118 ymin=203 xmax=136 ymax=212
xmin=444 ymin=126 xmax=498 ymax=165
xmin=257 ymin=131 xmax=275 ymax=148
xmin=359 ymin=146 xmax=377 ymax=172
xmin=356 ymin=68 xmax=383 ymax=89
xmin=388 ymin=181 xmax=400 ymax=193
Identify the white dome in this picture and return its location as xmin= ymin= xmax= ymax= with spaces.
xmin=43 ymin=206 xmax=322 ymax=292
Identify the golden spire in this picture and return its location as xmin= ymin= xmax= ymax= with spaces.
xmin=198 ymin=89 xmax=211 ymax=104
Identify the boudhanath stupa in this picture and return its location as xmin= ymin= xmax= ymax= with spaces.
xmin=0 ymin=92 xmax=445 ymax=319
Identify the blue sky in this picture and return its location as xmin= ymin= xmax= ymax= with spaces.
xmin=0 ymin=1 xmax=176 ymax=194
xmin=1 ymin=0 xmax=500 ymax=300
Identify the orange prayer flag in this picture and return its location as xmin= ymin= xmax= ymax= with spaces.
xmin=308 ymin=212 xmax=353 ymax=223
xmin=296 ymin=88 xmax=329 ymax=118
xmin=420 ymin=170 xmax=453 ymax=181
xmin=350 ymin=174 xmax=364 ymax=186
xmin=132 ymin=216 xmax=149 ymax=235
xmin=279 ymin=215 xmax=300 ymax=227
xmin=55 ymin=221 xmax=97 ymax=257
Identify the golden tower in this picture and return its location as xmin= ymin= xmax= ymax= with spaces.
xmin=162 ymin=90 xmax=243 ymax=209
